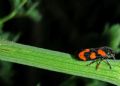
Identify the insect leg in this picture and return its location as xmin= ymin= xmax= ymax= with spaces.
xmin=111 ymin=54 xmax=116 ymax=60
xmin=96 ymin=59 xmax=102 ymax=70
xmin=103 ymin=59 xmax=112 ymax=69
xmin=86 ymin=60 xmax=97 ymax=66
xmin=106 ymin=54 xmax=115 ymax=60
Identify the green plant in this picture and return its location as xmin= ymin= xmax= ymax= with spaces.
xmin=0 ymin=40 xmax=119 ymax=85
xmin=0 ymin=0 xmax=120 ymax=86
xmin=0 ymin=0 xmax=41 ymax=85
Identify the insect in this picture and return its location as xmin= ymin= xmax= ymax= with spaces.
xmin=78 ymin=46 xmax=115 ymax=70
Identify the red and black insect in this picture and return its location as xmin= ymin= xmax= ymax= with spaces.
xmin=77 ymin=46 xmax=115 ymax=70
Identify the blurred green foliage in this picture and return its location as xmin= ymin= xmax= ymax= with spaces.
xmin=0 ymin=0 xmax=41 ymax=86
xmin=103 ymin=24 xmax=120 ymax=52
xmin=0 ymin=0 xmax=120 ymax=86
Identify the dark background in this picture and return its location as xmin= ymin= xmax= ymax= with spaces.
xmin=0 ymin=0 xmax=120 ymax=86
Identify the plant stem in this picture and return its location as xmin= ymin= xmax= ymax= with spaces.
xmin=0 ymin=40 xmax=119 ymax=85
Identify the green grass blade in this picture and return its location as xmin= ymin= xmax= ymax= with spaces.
xmin=0 ymin=40 xmax=119 ymax=85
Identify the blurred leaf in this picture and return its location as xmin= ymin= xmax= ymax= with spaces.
xmin=36 ymin=83 xmax=41 ymax=86
xmin=60 ymin=76 xmax=77 ymax=86
xmin=0 ymin=1 xmax=28 ymax=85
xmin=0 ymin=23 xmax=3 ymax=33
xmin=0 ymin=32 xmax=11 ymax=40
xmin=26 ymin=2 xmax=42 ymax=22
xmin=103 ymin=24 xmax=120 ymax=52
xmin=10 ymin=0 xmax=21 ymax=9
xmin=0 ymin=61 xmax=13 ymax=85
xmin=0 ymin=32 xmax=20 ymax=85
xmin=9 ymin=0 xmax=41 ymax=22
xmin=0 ymin=0 xmax=27 ymax=24
xmin=11 ymin=33 xmax=21 ymax=42
xmin=0 ymin=32 xmax=21 ymax=41
xmin=86 ymin=80 xmax=107 ymax=86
